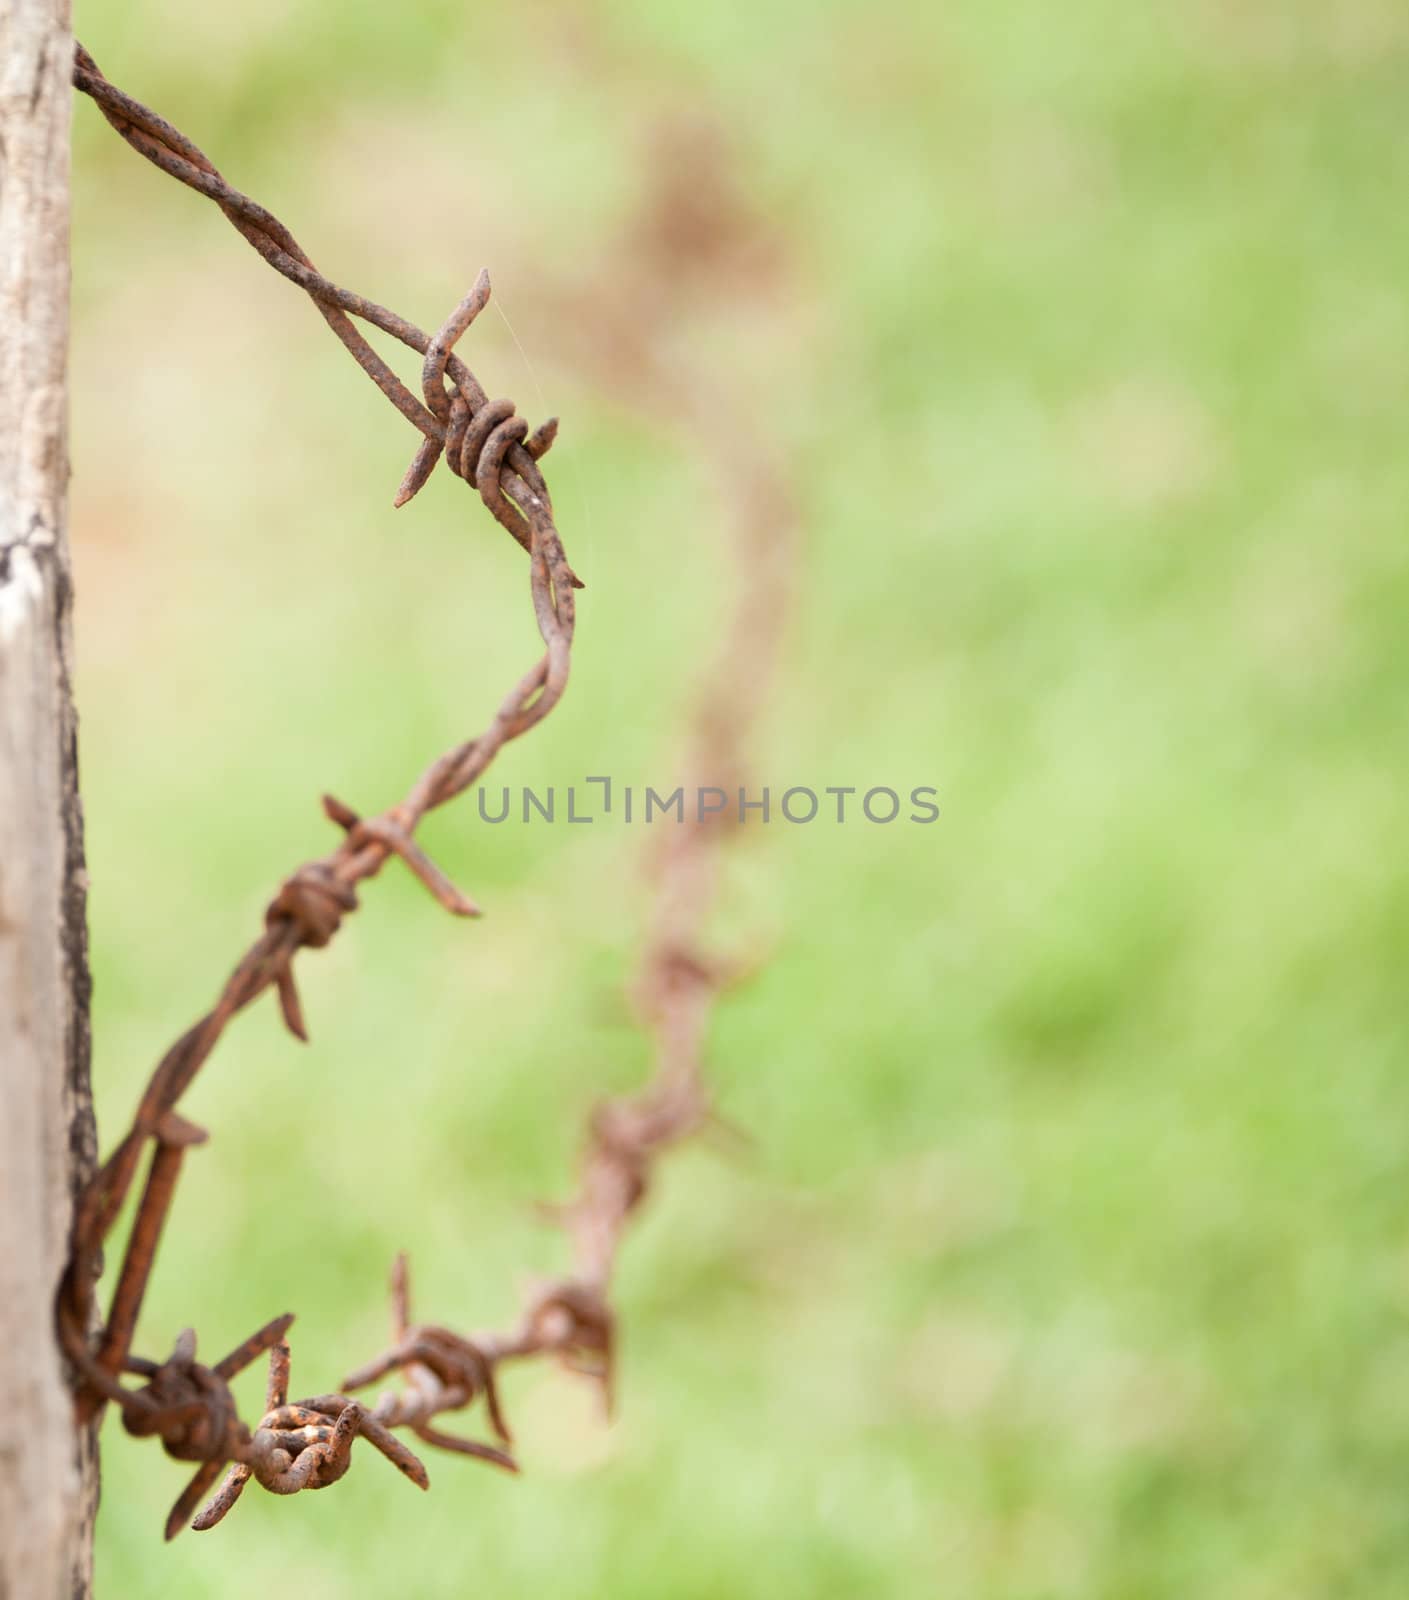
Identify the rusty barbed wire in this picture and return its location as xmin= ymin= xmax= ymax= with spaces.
xmin=59 ymin=42 xmax=793 ymax=1546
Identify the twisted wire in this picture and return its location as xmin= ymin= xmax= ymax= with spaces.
xmin=59 ymin=42 xmax=768 ymax=1543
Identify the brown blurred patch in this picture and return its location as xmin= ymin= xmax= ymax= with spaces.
xmin=536 ymin=105 xmax=799 ymax=412
xmin=622 ymin=111 xmax=788 ymax=307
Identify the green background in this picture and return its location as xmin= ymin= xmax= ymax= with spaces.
xmin=71 ymin=2 xmax=1409 ymax=1595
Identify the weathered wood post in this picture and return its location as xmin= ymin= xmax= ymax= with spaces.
xmin=0 ymin=1 xmax=98 ymax=1594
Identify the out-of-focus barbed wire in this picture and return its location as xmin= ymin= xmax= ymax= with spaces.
xmin=58 ymin=42 xmax=792 ymax=1544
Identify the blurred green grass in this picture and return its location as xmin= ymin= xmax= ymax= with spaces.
xmin=70 ymin=1 xmax=1409 ymax=1595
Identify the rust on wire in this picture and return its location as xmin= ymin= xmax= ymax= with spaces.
xmin=60 ymin=41 xmax=786 ymax=1544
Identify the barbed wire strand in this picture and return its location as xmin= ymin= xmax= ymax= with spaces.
xmin=58 ymin=42 xmax=789 ymax=1543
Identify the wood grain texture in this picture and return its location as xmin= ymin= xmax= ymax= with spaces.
xmin=0 ymin=1 xmax=98 ymax=1594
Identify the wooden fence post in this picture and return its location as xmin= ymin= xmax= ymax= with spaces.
xmin=0 ymin=1 xmax=99 ymax=1594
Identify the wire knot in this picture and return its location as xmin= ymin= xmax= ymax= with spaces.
xmin=338 ymin=1257 xmax=518 ymax=1472
xmin=192 ymin=1337 xmax=430 ymax=1534
xmin=394 ymin=269 xmax=560 ymax=557
xmin=121 ymin=1330 xmax=243 ymax=1466
xmin=521 ymin=1280 xmax=615 ymax=1410
xmin=267 ymin=863 xmax=358 ymax=948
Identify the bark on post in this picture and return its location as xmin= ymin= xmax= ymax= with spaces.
xmin=0 ymin=2 xmax=98 ymax=1596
